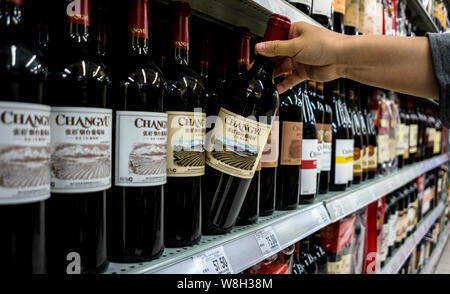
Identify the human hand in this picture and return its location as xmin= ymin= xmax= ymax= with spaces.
xmin=255 ymin=21 xmax=349 ymax=93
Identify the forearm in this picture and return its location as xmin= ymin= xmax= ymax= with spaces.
xmin=338 ymin=35 xmax=439 ymax=100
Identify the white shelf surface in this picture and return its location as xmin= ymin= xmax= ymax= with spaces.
xmin=421 ymin=222 xmax=450 ymax=274
xmin=380 ymin=202 xmax=446 ymax=274
xmin=105 ymin=154 xmax=449 ymax=274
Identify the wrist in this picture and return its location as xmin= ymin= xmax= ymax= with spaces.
xmin=335 ymin=34 xmax=353 ymax=79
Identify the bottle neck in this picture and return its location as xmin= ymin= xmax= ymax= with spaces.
xmin=171 ymin=10 xmax=190 ymax=66
xmin=128 ymin=0 xmax=149 ymax=56
xmin=199 ymin=37 xmax=210 ymax=80
xmin=236 ymin=34 xmax=250 ymax=75
xmin=64 ymin=0 xmax=91 ymax=47
xmin=250 ymin=54 xmax=275 ymax=83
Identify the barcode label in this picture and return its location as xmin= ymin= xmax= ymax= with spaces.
xmin=255 ymin=226 xmax=281 ymax=257
xmin=193 ymin=246 xmax=233 ymax=274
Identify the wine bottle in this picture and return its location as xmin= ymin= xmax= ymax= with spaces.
xmin=288 ymin=0 xmax=312 ymax=15
xmin=298 ymin=238 xmax=318 ymax=274
xmin=276 ymin=84 xmax=303 ymax=210
xmin=0 ymin=0 xmax=49 ymax=274
xmin=311 ymin=0 xmax=332 ymax=27
xmin=332 ymin=0 xmax=345 ymax=33
xmin=328 ymin=80 xmax=349 ymax=191
xmin=397 ymin=100 xmax=407 ymax=168
xmin=407 ymin=97 xmax=418 ymax=164
xmin=425 ymin=106 xmax=436 ymax=159
xmin=164 ymin=2 xmax=206 ymax=247
xmin=236 ymin=161 xmax=260 ymax=225
xmin=299 ymin=82 xmax=318 ymax=204
xmin=348 ymin=80 xmax=363 ymax=184
xmin=260 ymin=118 xmax=279 ymax=216
xmin=308 ymin=81 xmax=323 ymax=194
xmin=205 ymin=14 xmax=290 ymax=234
xmin=45 ymin=0 xmax=110 ymax=274
xmin=340 ymin=83 xmax=354 ymax=187
xmin=401 ymin=96 xmax=411 ymax=165
xmin=344 ymin=0 xmax=359 ymax=35
xmin=318 ymin=82 xmax=332 ymax=194
xmin=357 ymin=83 xmax=369 ymax=181
xmin=106 ymin=0 xmax=165 ymax=263
xmin=311 ymin=232 xmax=328 ymax=274
xmin=364 ymin=88 xmax=378 ymax=179
xmin=292 ymin=243 xmax=308 ymax=274
xmin=416 ymin=101 xmax=426 ymax=162
xmin=433 ymin=111 xmax=442 ymax=155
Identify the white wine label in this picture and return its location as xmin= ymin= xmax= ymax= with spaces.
xmin=380 ymin=221 xmax=390 ymax=262
xmin=409 ymin=124 xmax=418 ymax=153
xmin=166 ymin=111 xmax=205 ymax=177
xmin=206 ymin=108 xmax=272 ymax=179
xmin=290 ymin=0 xmax=312 ymax=6
xmin=280 ymin=121 xmax=303 ymax=166
xmin=368 ymin=146 xmax=377 ymax=169
xmin=388 ymin=213 xmax=397 ymax=248
xmin=434 ymin=131 xmax=441 ymax=154
xmin=261 ymin=120 xmax=279 ymax=168
xmin=335 ymin=139 xmax=352 ymax=185
xmin=346 ymin=139 xmax=354 ymax=182
xmin=353 ymin=147 xmax=362 ymax=175
xmin=319 ymin=124 xmax=332 ymax=172
xmin=300 ymin=139 xmax=318 ymax=195
xmin=312 ymin=0 xmax=332 ymax=17
xmin=403 ymin=125 xmax=410 ymax=159
xmin=50 ymin=107 xmax=112 ymax=193
xmin=396 ymin=123 xmax=406 ymax=156
xmin=0 ymin=102 xmax=51 ymax=204
xmin=115 ymin=111 xmax=167 ymax=187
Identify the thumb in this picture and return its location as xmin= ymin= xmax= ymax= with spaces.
xmin=255 ymin=39 xmax=299 ymax=58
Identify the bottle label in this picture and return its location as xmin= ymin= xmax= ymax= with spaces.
xmin=368 ymin=145 xmax=377 ymax=170
xmin=300 ymin=139 xmax=318 ymax=195
xmin=115 ymin=111 xmax=167 ymax=187
xmin=0 ymin=102 xmax=51 ymax=204
xmin=334 ymin=139 xmax=352 ymax=184
xmin=66 ymin=0 xmax=90 ymax=26
xmin=396 ymin=123 xmax=406 ymax=156
xmin=312 ymin=0 xmax=332 ymax=17
xmin=318 ymin=123 xmax=332 ymax=172
xmin=344 ymin=0 xmax=359 ymax=28
xmin=395 ymin=211 xmax=403 ymax=243
xmin=434 ymin=131 xmax=441 ymax=154
xmin=327 ymin=261 xmax=341 ymax=274
xmin=261 ymin=120 xmax=279 ymax=168
xmin=50 ymin=107 xmax=112 ymax=193
xmin=280 ymin=121 xmax=303 ymax=166
xmin=403 ymin=125 xmax=410 ymax=159
xmin=346 ymin=139 xmax=354 ymax=182
xmin=362 ymin=145 xmax=368 ymax=171
xmin=426 ymin=127 xmax=435 ymax=149
xmin=206 ymin=108 xmax=272 ymax=179
xmin=332 ymin=0 xmax=346 ymax=14
xmin=388 ymin=213 xmax=397 ymax=247
xmin=409 ymin=124 xmax=418 ymax=153
xmin=167 ymin=111 xmax=205 ymax=177
xmin=377 ymin=134 xmax=389 ymax=163
xmin=353 ymin=147 xmax=362 ymax=175
xmin=289 ymin=0 xmax=312 ymax=6
xmin=128 ymin=0 xmax=149 ymax=39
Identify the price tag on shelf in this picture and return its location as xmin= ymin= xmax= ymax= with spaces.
xmin=193 ymin=246 xmax=233 ymax=274
xmin=312 ymin=207 xmax=330 ymax=226
xmin=254 ymin=226 xmax=281 ymax=257
xmin=329 ymin=200 xmax=346 ymax=220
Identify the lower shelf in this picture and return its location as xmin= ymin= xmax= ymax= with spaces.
xmin=380 ymin=202 xmax=446 ymax=274
xmin=421 ymin=221 xmax=450 ymax=274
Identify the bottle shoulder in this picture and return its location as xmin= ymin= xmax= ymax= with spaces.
xmin=114 ymin=56 xmax=165 ymax=89
xmin=0 ymin=42 xmax=47 ymax=78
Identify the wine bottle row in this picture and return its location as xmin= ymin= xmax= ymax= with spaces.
xmin=0 ymin=0 xmax=446 ymax=274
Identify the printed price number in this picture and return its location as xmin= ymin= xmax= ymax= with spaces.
xmin=255 ymin=227 xmax=281 ymax=256
xmin=194 ymin=246 xmax=233 ymax=274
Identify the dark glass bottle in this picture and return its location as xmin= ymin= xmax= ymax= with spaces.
xmin=394 ymin=189 xmax=405 ymax=249
xmin=311 ymin=0 xmax=332 ymax=27
xmin=328 ymin=80 xmax=348 ymax=191
xmin=299 ymin=82 xmax=318 ymax=204
xmin=236 ymin=161 xmax=260 ymax=226
xmin=45 ymin=0 xmax=110 ymax=274
xmin=311 ymin=232 xmax=328 ymax=273
xmin=164 ymin=2 xmax=206 ymax=247
xmin=205 ymin=14 xmax=289 ymax=234
xmin=106 ymin=0 xmax=165 ymax=263
xmin=357 ymin=83 xmax=369 ymax=181
xmin=298 ymin=238 xmax=318 ymax=274
xmin=387 ymin=194 xmax=398 ymax=258
xmin=260 ymin=119 xmax=279 ymax=215
xmin=425 ymin=107 xmax=436 ymax=159
xmin=276 ymin=84 xmax=302 ymax=210
xmin=407 ymin=97 xmax=419 ymax=164
xmin=348 ymin=80 xmax=363 ymax=184
xmin=318 ymin=82 xmax=332 ymax=194
xmin=339 ymin=82 xmax=354 ymax=187
xmin=332 ymin=0 xmax=345 ymax=33
xmin=344 ymin=0 xmax=359 ymax=35
xmin=363 ymin=88 xmax=378 ymax=179
xmin=288 ymin=0 xmax=312 ymax=15
xmin=416 ymin=101 xmax=426 ymax=162
xmin=292 ymin=243 xmax=308 ymax=274
xmin=308 ymin=81 xmax=324 ymax=195
xmin=400 ymin=96 xmax=411 ymax=165
xmin=0 ymin=0 xmax=48 ymax=274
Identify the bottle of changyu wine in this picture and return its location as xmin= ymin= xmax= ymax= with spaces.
xmin=205 ymin=14 xmax=290 ymax=234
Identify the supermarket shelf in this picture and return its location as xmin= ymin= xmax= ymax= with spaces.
xmin=421 ymin=222 xmax=450 ymax=274
xmin=409 ymin=0 xmax=439 ymax=33
xmin=156 ymin=0 xmax=322 ymax=37
xmin=323 ymin=154 xmax=449 ymax=223
xmin=106 ymin=203 xmax=331 ymax=274
xmin=380 ymin=202 xmax=446 ymax=274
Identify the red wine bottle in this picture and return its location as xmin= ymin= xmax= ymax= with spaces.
xmin=357 ymin=83 xmax=369 ymax=181
xmin=340 ymin=82 xmax=354 ymax=187
xmin=308 ymin=81 xmax=324 ymax=194
xmin=299 ymin=82 xmax=318 ymax=204
xmin=348 ymin=80 xmax=363 ymax=185
xmin=205 ymin=14 xmax=290 ymax=234
xmin=407 ymin=97 xmax=418 ymax=164
xmin=288 ymin=0 xmax=312 ymax=15
xmin=276 ymin=83 xmax=303 ymax=210
xmin=328 ymin=80 xmax=349 ymax=191
xmin=164 ymin=2 xmax=206 ymax=247
xmin=362 ymin=87 xmax=378 ymax=179
xmin=318 ymin=82 xmax=332 ymax=194
xmin=0 ymin=0 xmax=49 ymax=274
xmin=106 ymin=0 xmax=165 ymax=263
xmin=46 ymin=0 xmax=110 ymax=274
xmin=332 ymin=0 xmax=345 ymax=33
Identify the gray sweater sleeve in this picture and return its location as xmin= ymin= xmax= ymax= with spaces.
xmin=427 ymin=33 xmax=450 ymax=128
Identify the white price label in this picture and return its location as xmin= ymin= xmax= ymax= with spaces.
xmin=312 ymin=208 xmax=330 ymax=225
xmin=330 ymin=200 xmax=346 ymax=219
xmin=193 ymin=246 xmax=233 ymax=274
xmin=255 ymin=227 xmax=281 ymax=257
